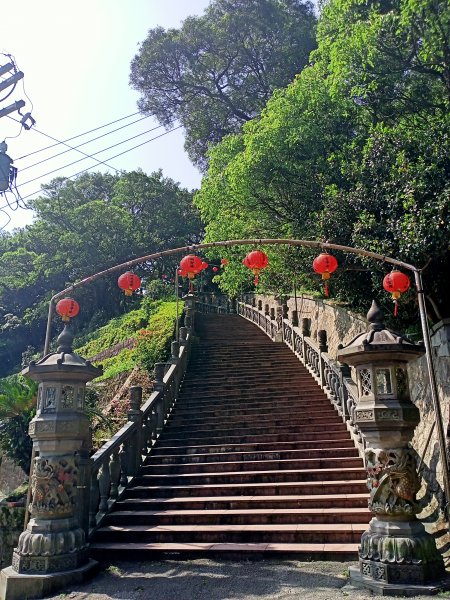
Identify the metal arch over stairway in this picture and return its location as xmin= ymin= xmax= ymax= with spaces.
xmin=89 ymin=312 xmax=370 ymax=560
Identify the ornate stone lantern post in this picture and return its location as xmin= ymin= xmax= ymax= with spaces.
xmin=0 ymin=325 xmax=102 ymax=600
xmin=337 ymin=301 xmax=445 ymax=594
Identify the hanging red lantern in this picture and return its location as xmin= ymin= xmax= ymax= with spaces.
xmin=179 ymin=254 xmax=204 ymax=280
xmin=56 ymin=298 xmax=79 ymax=322
xmin=243 ymin=250 xmax=269 ymax=285
xmin=118 ymin=272 xmax=141 ymax=296
xmin=212 ymin=266 xmax=219 ymax=273
xmin=220 ymin=258 xmax=229 ymax=266
xmin=383 ymin=270 xmax=410 ymax=316
xmin=312 ymin=253 xmax=338 ymax=297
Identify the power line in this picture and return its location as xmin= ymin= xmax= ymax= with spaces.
xmin=20 ymin=115 xmax=158 ymax=172
xmin=17 ymin=124 xmax=175 ymax=187
xmin=8 ymin=116 xmax=121 ymax=173
xmin=15 ymin=111 xmax=144 ymax=160
xmin=19 ymin=125 xmax=183 ymax=202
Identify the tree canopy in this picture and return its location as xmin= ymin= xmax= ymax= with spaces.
xmin=130 ymin=0 xmax=317 ymax=167
xmin=194 ymin=0 xmax=449 ymax=323
xmin=0 ymin=170 xmax=202 ymax=377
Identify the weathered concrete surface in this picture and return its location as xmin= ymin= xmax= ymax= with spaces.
xmin=41 ymin=559 xmax=450 ymax=600
xmin=0 ymin=560 xmax=97 ymax=600
xmin=0 ymin=506 xmax=25 ymax=569
xmin=0 ymin=455 xmax=26 ymax=501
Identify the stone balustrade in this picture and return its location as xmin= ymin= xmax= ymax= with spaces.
xmin=88 ymin=327 xmax=192 ymax=536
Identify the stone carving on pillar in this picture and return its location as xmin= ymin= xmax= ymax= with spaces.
xmin=337 ymin=300 xmax=445 ymax=592
xmin=6 ymin=324 xmax=102 ymax=581
xmin=365 ymin=448 xmax=419 ymax=516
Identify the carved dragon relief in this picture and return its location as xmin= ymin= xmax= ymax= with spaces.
xmin=29 ymin=456 xmax=78 ymax=517
xmin=365 ymin=448 xmax=420 ymax=516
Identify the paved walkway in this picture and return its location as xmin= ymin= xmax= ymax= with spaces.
xmin=44 ymin=559 xmax=450 ymax=599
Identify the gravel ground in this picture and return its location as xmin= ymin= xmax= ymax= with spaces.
xmin=43 ymin=559 xmax=450 ymax=600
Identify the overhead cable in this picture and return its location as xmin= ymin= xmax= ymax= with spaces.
xmin=17 ymin=124 xmax=176 ymax=187
xmin=20 ymin=117 xmax=159 ymax=172
xmin=19 ymin=125 xmax=183 ymax=202
xmin=15 ymin=111 xmax=144 ymax=160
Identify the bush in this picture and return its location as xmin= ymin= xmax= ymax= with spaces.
xmin=75 ymin=299 xmax=182 ymax=380
xmin=0 ymin=376 xmax=37 ymax=473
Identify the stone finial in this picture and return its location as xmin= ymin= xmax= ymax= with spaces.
xmin=57 ymin=325 xmax=74 ymax=353
xmin=367 ymin=300 xmax=384 ymax=331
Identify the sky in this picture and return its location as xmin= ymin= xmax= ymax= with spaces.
xmin=0 ymin=0 xmax=211 ymax=231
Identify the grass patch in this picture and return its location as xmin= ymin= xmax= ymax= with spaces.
xmin=76 ymin=298 xmax=182 ymax=381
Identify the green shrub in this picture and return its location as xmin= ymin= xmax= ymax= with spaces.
xmin=76 ymin=299 xmax=182 ymax=381
xmin=0 ymin=375 xmax=37 ymax=473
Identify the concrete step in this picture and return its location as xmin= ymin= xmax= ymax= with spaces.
xmin=115 ymin=493 xmax=369 ymax=511
xmin=141 ymin=456 xmax=363 ymax=475
xmin=153 ymin=437 xmax=355 ymax=454
xmin=89 ymin=541 xmax=360 ymax=561
xmin=147 ymin=446 xmax=360 ymax=464
xmin=94 ymin=523 xmax=366 ymax=544
xmin=103 ymin=507 xmax=371 ymax=526
xmin=157 ymin=431 xmax=352 ymax=447
xmin=126 ymin=479 xmax=368 ymax=498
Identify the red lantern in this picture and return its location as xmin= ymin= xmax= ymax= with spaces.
xmin=243 ymin=250 xmax=269 ymax=285
xmin=118 ymin=272 xmax=141 ymax=296
xmin=179 ymin=254 xmax=204 ymax=280
xmin=312 ymin=253 xmax=338 ymax=297
xmin=56 ymin=298 xmax=79 ymax=322
xmin=383 ymin=270 xmax=410 ymax=316
xmin=212 ymin=266 xmax=219 ymax=273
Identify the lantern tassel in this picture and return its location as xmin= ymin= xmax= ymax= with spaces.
xmin=324 ymin=282 xmax=329 ymax=297
xmin=254 ymin=275 xmax=259 ymax=285
xmin=394 ymin=300 xmax=398 ymax=317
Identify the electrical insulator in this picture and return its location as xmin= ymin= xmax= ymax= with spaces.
xmin=0 ymin=141 xmax=13 ymax=192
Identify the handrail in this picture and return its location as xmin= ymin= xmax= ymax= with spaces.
xmin=237 ymin=300 xmax=365 ymax=457
xmin=87 ymin=325 xmax=192 ymax=537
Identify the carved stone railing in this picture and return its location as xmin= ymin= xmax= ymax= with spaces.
xmin=87 ymin=325 xmax=192 ymax=536
xmin=238 ymin=300 xmax=365 ymax=456
xmin=237 ymin=301 xmax=279 ymax=341
xmin=196 ymin=293 xmax=234 ymax=314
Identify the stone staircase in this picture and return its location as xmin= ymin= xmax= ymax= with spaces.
xmin=90 ymin=314 xmax=369 ymax=559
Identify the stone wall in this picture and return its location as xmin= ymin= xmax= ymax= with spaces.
xmin=0 ymin=506 xmax=25 ymax=568
xmin=253 ymin=294 xmax=450 ymax=541
xmin=0 ymin=455 xmax=26 ymax=501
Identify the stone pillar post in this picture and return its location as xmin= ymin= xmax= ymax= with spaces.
xmin=337 ymin=301 xmax=446 ymax=595
xmin=179 ymin=327 xmax=188 ymax=347
xmin=318 ymin=330 xmax=328 ymax=388
xmin=183 ymin=293 xmax=195 ymax=333
xmin=169 ymin=341 xmax=180 ymax=365
xmin=0 ymin=325 xmax=102 ymax=600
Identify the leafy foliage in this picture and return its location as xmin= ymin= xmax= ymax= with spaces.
xmin=0 ymin=376 xmax=37 ymax=473
xmin=0 ymin=170 xmax=201 ymax=377
xmin=195 ymin=0 xmax=450 ymax=323
xmin=130 ymin=0 xmax=317 ymax=166
xmin=76 ymin=298 xmax=181 ymax=380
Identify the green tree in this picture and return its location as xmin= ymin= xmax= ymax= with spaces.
xmin=130 ymin=0 xmax=316 ymax=166
xmin=0 ymin=375 xmax=37 ymax=473
xmin=0 ymin=170 xmax=202 ymax=377
xmin=195 ymin=0 xmax=449 ymax=321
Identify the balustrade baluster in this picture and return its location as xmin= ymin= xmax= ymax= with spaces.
xmin=109 ymin=449 xmax=121 ymax=499
xmin=119 ymin=442 xmax=128 ymax=487
xmin=98 ymin=461 xmax=111 ymax=513
xmin=89 ymin=469 xmax=100 ymax=528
